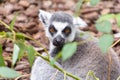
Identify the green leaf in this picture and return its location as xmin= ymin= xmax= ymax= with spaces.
xmin=97 ymin=14 xmax=115 ymax=22
xmin=6 ymin=32 xmax=12 ymax=37
xmin=74 ymin=0 xmax=84 ymax=16
xmin=115 ymin=14 xmax=120 ymax=27
xmin=12 ymin=42 xmax=26 ymax=66
xmin=50 ymin=52 xmax=62 ymax=66
xmin=95 ymin=20 xmax=112 ymax=33
xmin=9 ymin=13 xmax=17 ymax=30
xmin=0 ymin=67 xmax=20 ymax=78
xmin=0 ymin=45 xmax=5 ymax=66
xmin=0 ymin=31 xmax=6 ymax=38
xmin=16 ymin=32 xmax=25 ymax=40
xmin=12 ymin=43 xmax=20 ymax=66
xmin=62 ymin=42 xmax=77 ymax=61
xmin=26 ymin=46 xmax=35 ymax=67
xmin=98 ymin=34 xmax=113 ymax=53
xmin=17 ymin=42 xmax=25 ymax=60
xmin=50 ymin=58 xmax=56 ymax=66
xmin=90 ymin=0 xmax=100 ymax=6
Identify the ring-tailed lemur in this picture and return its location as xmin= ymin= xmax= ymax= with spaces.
xmin=30 ymin=10 xmax=120 ymax=80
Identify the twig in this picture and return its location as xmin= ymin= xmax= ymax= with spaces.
xmin=110 ymin=38 xmax=120 ymax=48
xmin=35 ymin=52 xmax=80 ymax=80
xmin=107 ymin=52 xmax=112 ymax=80
xmin=64 ymin=71 xmax=67 ymax=80
xmin=74 ymin=0 xmax=84 ymax=16
xmin=15 ymin=74 xmax=30 ymax=80
xmin=0 ymin=20 xmax=10 ymax=29
xmin=23 ymin=34 xmax=49 ymax=57
xmin=0 ymin=20 xmax=16 ymax=41
xmin=117 ymin=76 xmax=120 ymax=80
xmin=85 ymin=70 xmax=99 ymax=80
xmin=51 ymin=70 xmax=59 ymax=80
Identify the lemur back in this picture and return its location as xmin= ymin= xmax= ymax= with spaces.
xmin=62 ymin=35 xmax=120 ymax=80
xmin=30 ymin=10 xmax=120 ymax=80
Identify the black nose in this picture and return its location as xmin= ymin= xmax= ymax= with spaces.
xmin=53 ymin=35 xmax=65 ymax=47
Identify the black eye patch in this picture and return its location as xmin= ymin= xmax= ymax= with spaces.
xmin=62 ymin=26 xmax=71 ymax=36
xmin=49 ymin=24 xmax=57 ymax=36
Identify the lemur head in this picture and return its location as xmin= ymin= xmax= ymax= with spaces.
xmin=39 ymin=10 xmax=87 ymax=47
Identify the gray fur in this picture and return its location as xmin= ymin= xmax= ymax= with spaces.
xmin=30 ymin=56 xmax=64 ymax=80
xmin=31 ymin=34 xmax=120 ymax=80
xmin=50 ymin=12 xmax=73 ymax=25
xmin=31 ymin=11 xmax=120 ymax=80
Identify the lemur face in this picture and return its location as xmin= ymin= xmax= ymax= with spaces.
xmin=39 ymin=10 xmax=87 ymax=47
xmin=45 ymin=12 xmax=76 ymax=47
xmin=48 ymin=21 xmax=74 ymax=47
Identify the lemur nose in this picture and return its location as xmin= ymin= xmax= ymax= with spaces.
xmin=53 ymin=35 xmax=65 ymax=47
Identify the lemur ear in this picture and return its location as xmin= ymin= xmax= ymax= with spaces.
xmin=73 ymin=17 xmax=87 ymax=28
xmin=39 ymin=10 xmax=52 ymax=27
xmin=39 ymin=10 xmax=87 ymax=28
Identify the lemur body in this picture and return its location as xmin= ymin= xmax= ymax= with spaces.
xmin=31 ymin=10 xmax=120 ymax=80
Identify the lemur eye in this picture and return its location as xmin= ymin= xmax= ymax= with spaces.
xmin=50 ymin=27 xmax=55 ymax=33
xmin=49 ymin=25 xmax=57 ymax=35
xmin=64 ymin=28 xmax=70 ymax=33
xmin=62 ymin=26 xmax=71 ymax=36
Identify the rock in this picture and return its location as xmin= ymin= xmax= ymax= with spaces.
xmin=4 ymin=3 xmax=14 ymax=14
xmin=17 ymin=14 xmax=27 ymax=22
xmin=112 ymin=8 xmax=120 ymax=13
xmin=0 ymin=7 xmax=9 ymax=15
xmin=99 ymin=1 xmax=114 ymax=8
xmin=114 ymin=33 xmax=120 ymax=38
xmin=5 ymin=47 xmax=13 ymax=52
xmin=9 ymin=0 xmax=17 ymax=3
xmin=14 ymin=22 xmax=26 ymax=28
xmin=0 ymin=15 xmax=2 ymax=20
xmin=52 ymin=0 xmax=64 ymax=3
xmin=64 ymin=10 xmax=74 ymax=15
xmin=3 ymin=19 xmax=11 ymax=24
xmin=0 ymin=38 xmax=6 ymax=45
xmin=15 ymin=63 xmax=29 ymax=71
xmin=25 ymin=22 xmax=36 ymax=29
xmin=64 ymin=0 xmax=75 ymax=10
xmin=57 ymin=3 xmax=64 ymax=10
xmin=84 ymin=19 xmax=91 ymax=24
xmin=19 ymin=0 xmax=30 ymax=8
xmin=42 ymin=1 xmax=52 ymax=9
xmin=33 ymin=32 xmax=44 ymax=40
xmin=25 ymin=5 xmax=39 ymax=17
xmin=13 ymin=4 xmax=24 ymax=11
xmin=6 ymin=14 xmax=14 ymax=21
xmin=101 ymin=8 xmax=110 ymax=15
xmin=81 ymin=7 xmax=101 ymax=14
xmin=82 ymin=12 xmax=98 ymax=20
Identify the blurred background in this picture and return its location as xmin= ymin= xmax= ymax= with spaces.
xmin=0 ymin=0 xmax=120 ymax=80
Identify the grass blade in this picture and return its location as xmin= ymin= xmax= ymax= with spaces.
xmin=0 ymin=45 xmax=5 ymax=66
xmin=9 ymin=13 xmax=18 ymax=30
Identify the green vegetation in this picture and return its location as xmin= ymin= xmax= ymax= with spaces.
xmin=0 ymin=0 xmax=120 ymax=79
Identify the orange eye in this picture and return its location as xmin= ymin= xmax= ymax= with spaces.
xmin=64 ymin=29 xmax=70 ymax=33
xmin=50 ymin=27 xmax=55 ymax=33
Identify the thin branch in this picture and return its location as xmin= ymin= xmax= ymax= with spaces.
xmin=23 ymin=34 xmax=49 ymax=56
xmin=0 ymin=20 xmax=10 ymax=29
xmin=110 ymin=38 xmax=120 ymax=48
xmin=35 ymin=52 xmax=80 ymax=80
xmin=64 ymin=71 xmax=67 ymax=80
xmin=107 ymin=52 xmax=112 ymax=80
xmin=0 ymin=20 xmax=16 ymax=41
xmin=117 ymin=76 xmax=120 ymax=80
